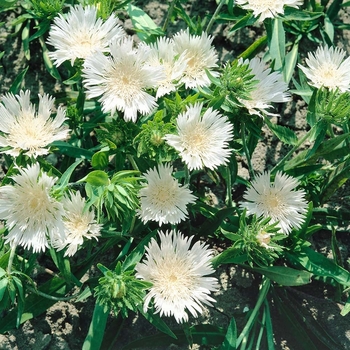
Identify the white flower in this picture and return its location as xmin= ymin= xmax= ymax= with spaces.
xmin=135 ymin=230 xmax=218 ymax=323
xmin=238 ymin=57 xmax=290 ymax=116
xmin=172 ymin=29 xmax=219 ymax=89
xmin=0 ymin=163 xmax=65 ymax=253
xmin=0 ymin=90 xmax=69 ymax=158
xmin=236 ymin=0 xmax=303 ymax=22
xmin=52 ymin=191 xmax=102 ymax=257
xmin=164 ymin=103 xmax=233 ymax=171
xmin=256 ymin=230 xmax=274 ymax=249
xmin=47 ymin=4 xmax=126 ymax=66
xmin=137 ymin=163 xmax=196 ymax=226
xmin=83 ymin=37 xmax=165 ymax=122
xmin=298 ymin=46 xmax=350 ymax=92
xmin=240 ymin=171 xmax=308 ymax=234
xmin=145 ymin=37 xmax=188 ymax=98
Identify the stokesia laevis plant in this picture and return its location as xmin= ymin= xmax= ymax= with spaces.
xmin=0 ymin=1 xmax=349 ymax=349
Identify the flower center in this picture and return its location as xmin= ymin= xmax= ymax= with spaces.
xmin=183 ymin=125 xmax=208 ymax=153
xmin=106 ymin=64 xmax=141 ymax=103
xmin=71 ymin=32 xmax=100 ymax=58
xmin=260 ymin=189 xmax=283 ymax=216
xmin=153 ymin=183 xmax=175 ymax=205
xmin=153 ymin=256 xmax=195 ymax=298
xmin=317 ymin=64 xmax=341 ymax=87
xmin=8 ymin=112 xmax=53 ymax=152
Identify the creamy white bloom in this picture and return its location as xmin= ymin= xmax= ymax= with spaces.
xmin=241 ymin=171 xmax=308 ymax=234
xmin=144 ymin=37 xmax=188 ymax=98
xmin=47 ymin=4 xmax=126 ymax=66
xmin=0 ymin=90 xmax=69 ymax=158
xmin=164 ymin=103 xmax=233 ymax=171
xmin=256 ymin=230 xmax=274 ymax=249
xmin=137 ymin=163 xmax=196 ymax=226
xmin=135 ymin=230 xmax=218 ymax=323
xmin=0 ymin=163 xmax=65 ymax=253
xmin=236 ymin=0 xmax=303 ymax=22
xmin=298 ymin=46 xmax=350 ymax=92
xmin=238 ymin=57 xmax=290 ymax=116
xmin=52 ymin=191 xmax=102 ymax=257
xmin=172 ymin=29 xmax=219 ymax=88
xmin=83 ymin=37 xmax=165 ymax=122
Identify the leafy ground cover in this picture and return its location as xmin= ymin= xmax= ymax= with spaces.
xmin=0 ymin=0 xmax=350 ymax=349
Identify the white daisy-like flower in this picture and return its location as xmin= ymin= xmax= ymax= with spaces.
xmin=83 ymin=36 xmax=165 ymax=122
xmin=298 ymin=46 xmax=350 ymax=92
xmin=238 ymin=57 xmax=290 ymax=117
xmin=0 ymin=163 xmax=65 ymax=253
xmin=52 ymin=191 xmax=102 ymax=257
xmin=240 ymin=171 xmax=308 ymax=234
xmin=0 ymin=90 xmax=69 ymax=158
xmin=137 ymin=163 xmax=196 ymax=226
xmin=172 ymin=29 xmax=219 ymax=89
xmin=144 ymin=37 xmax=188 ymax=98
xmin=164 ymin=103 xmax=233 ymax=171
xmin=47 ymin=4 xmax=126 ymax=66
xmin=135 ymin=230 xmax=218 ymax=323
xmin=236 ymin=0 xmax=303 ymax=22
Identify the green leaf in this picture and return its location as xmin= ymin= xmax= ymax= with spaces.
xmin=122 ymin=324 xmax=225 ymax=349
xmin=41 ymin=38 xmax=61 ymax=81
xmin=228 ymin=13 xmax=256 ymax=34
xmin=81 ymin=170 xmax=109 ymax=187
xmin=219 ymin=318 xmax=237 ymax=350
xmin=283 ymin=42 xmax=299 ymax=84
xmin=55 ymin=159 xmax=83 ymax=191
xmin=286 ymin=247 xmax=350 ymax=286
xmin=197 ymin=207 xmax=237 ymax=238
xmin=92 ymin=151 xmax=109 ymax=170
xmin=22 ymin=21 xmax=30 ymax=60
xmin=138 ymin=306 xmax=177 ymax=340
xmin=9 ymin=67 xmax=28 ymax=94
xmin=82 ymin=302 xmax=110 ymax=350
xmin=28 ymin=19 xmax=50 ymax=42
xmin=341 ymin=295 xmax=350 ymax=316
xmin=251 ymin=266 xmax=312 ymax=286
xmin=212 ymin=249 xmax=248 ymax=268
xmin=266 ymin=18 xmax=285 ymax=71
xmin=320 ymin=159 xmax=350 ymax=205
xmin=50 ymin=141 xmax=93 ymax=159
xmin=0 ymin=278 xmax=8 ymax=301
xmin=305 ymin=121 xmax=328 ymax=159
xmin=282 ymin=7 xmax=324 ymax=21
xmin=327 ymin=0 xmax=343 ymax=21
xmin=272 ymin=288 xmax=324 ymax=350
xmin=323 ymin=15 xmax=334 ymax=43
xmin=0 ymin=268 xmax=6 ymax=279
xmin=264 ymin=117 xmax=298 ymax=145
xmin=127 ymin=4 xmax=163 ymax=42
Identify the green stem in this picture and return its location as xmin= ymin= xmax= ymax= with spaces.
xmin=236 ymin=277 xmax=271 ymax=348
xmin=184 ymin=164 xmax=190 ymax=185
xmin=343 ymin=122 xmax=350 ymax=149
xmin=328 ymin=123 xmax=335 ymax=138
xmin=162 ymin=0 xmax=176 ymax=32
xmin=241 ymin=122 xmax=255 ymax=180
xmin=271 ymin=127 xmax=313 ymax=174
xmin=237 ymin=35 xmax=268 ymax=60
xmin=226 ymin=166 xmax=233 ymax=207
xmin=255 ymin=303 xmax=267 ymax=349
xmin=127 ymin=154 xmax=139 ymax=171
xmin=206 ymin=0 xmax=226 ymax=33
xmin=27 ymin=286 xmax=79 ymax=301
xmin=7 ymin=245 xmax=17 ymax=275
